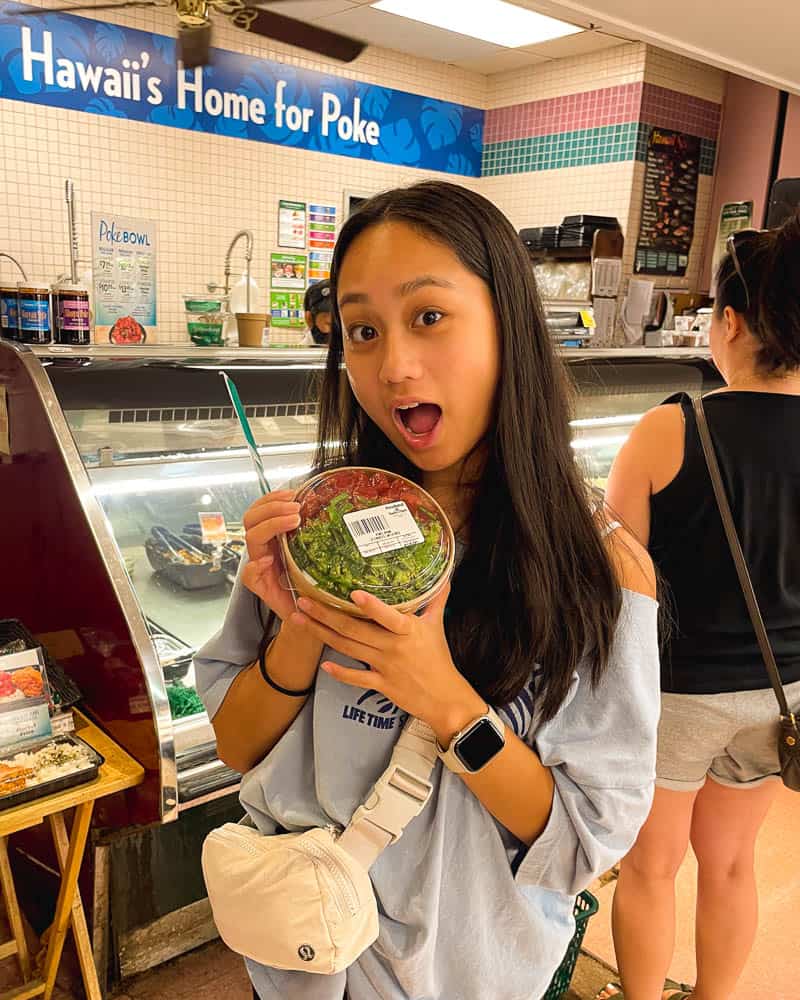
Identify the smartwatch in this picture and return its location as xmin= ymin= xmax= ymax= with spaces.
xmin=437 ymin=706 xmax=505 ymax=774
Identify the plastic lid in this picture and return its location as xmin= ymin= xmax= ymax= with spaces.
xmin=287 ymin=467 xmax=454 ymax=606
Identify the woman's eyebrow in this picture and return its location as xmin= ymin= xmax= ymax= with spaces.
xmin=339 ymin=275 xmax=455 ymax=309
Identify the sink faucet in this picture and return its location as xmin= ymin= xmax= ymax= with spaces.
xmin=0 ymin=253 xmax=28 ymax=282
xmin=223 ymin=230 xmax=254 ymax=313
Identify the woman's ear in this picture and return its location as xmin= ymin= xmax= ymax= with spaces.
xmin=723 ymin=305 xmax=747 ymax=345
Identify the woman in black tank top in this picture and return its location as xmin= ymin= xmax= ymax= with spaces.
xmin=597 ymin=215 xmax=800 ymax=1000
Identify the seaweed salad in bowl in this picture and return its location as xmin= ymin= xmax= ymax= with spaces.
xmin=280 ymin=468 xmax=454 ymax=617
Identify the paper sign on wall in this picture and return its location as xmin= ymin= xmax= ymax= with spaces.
xmin=308 ymin=204 xmax=337 ymax=251
xmin=270 ymin=290 xmax=305 ymax=328
xmin=711 ymin=201 xmax=754 ymax=294
xmin=278 ymin=200 xmax=306 ymax=250
xmin=91 ymin=213 xmax=157 ymax=344
xmin=270 ymin=253 xmax=306 ymax=290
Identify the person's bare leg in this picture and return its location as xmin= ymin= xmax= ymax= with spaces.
xmin=609 ymin=786 xmax=700 ymax=1000
xmin=689 ymin=777 xmax=778 ymax=1000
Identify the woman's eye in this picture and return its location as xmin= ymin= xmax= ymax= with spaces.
xmin=414 ymin=309 xmax=444 ymax=328
xmin=348 ymin=324 xmax=378 ymax=344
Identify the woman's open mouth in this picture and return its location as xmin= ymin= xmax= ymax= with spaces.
xmin=392 ymin=401 xmax=443 ymax=450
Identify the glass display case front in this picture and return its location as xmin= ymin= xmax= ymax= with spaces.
xmin=44 ymin=350 xmax=327 ymax=805
xmin=1 ymin=344 xmax=722 ymax=816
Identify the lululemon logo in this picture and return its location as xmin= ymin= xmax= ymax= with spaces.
xmin=298 ymin=944 xmax=315 ymax=962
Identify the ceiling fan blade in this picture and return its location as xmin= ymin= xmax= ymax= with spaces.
xmin=8 ymin=1 xmax=165 ymax=13
xmin=227 ymin=8 xmax=365 ymax=63
xmin=177 ymin=20 xmax=212 ymax=68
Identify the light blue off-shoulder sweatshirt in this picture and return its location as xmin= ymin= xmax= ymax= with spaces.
xmin=195 ymin=560 xmax=659 ymax=1000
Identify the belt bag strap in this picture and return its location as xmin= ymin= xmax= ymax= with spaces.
xmin=693 ymin=395 xmax=793 ymax=719
xmin=337 ymin=716 xmax=438 ymax=869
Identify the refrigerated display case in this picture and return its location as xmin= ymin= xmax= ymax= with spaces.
xmin=0 ymin=343 xmax=723 ymax=828
xmin=0 ymin=341 xmax=724 ymax=979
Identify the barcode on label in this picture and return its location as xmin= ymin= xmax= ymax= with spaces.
xmin=344 ymin=501 xmax=424 ymax=558
xmin=349 ymin=515 xmax=391 ymax=537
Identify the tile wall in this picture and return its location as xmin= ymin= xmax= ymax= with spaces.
xmin=0 ymin=3 xmax=486 ymax=342
xmin=0 ymin=9 xmax=729 ymax=345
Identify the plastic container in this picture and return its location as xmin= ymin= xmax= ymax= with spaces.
xmin=53 ymin=282 xmax=91 ymax=346
xmin=0 ymin=286 xmax=18 ymax=340
xmin=280 ymin=468 xmax=455 ymax=618
xmin=183 ymin=294 xmax=224 ymax=346
xmin=17 ymin=283 xmax=52 ymax=344
xmin=0 ymin=734 xmax=104 ymax=811
xmin=541 ymin=890 xmax=599 ymax=1000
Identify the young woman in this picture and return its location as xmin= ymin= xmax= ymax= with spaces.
xmin=195 ymin=181 xmax=659 ymax=1000
xmin=601 ymin=216 xmax=800 ymax=1000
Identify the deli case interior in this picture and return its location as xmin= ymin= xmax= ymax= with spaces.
xmin=0 ymin=341 xmax=722 ymax=977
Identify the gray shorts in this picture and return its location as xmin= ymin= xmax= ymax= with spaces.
xmin=656 ymin=678 xmax=800 ymax=792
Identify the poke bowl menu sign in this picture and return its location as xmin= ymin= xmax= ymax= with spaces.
xmin=635 ymin=128 xmax=700 ymax=277
xmin=0 ymin=648 xmax=52 ymax=750
xmin=91 ymin=212 xmax=157 ymax=344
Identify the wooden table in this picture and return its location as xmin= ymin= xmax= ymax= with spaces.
xmin=0 ymin=712 xmax=144 ymax=1000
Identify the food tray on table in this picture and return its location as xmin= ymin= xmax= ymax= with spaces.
xmin=0 ymin=734 xmax=104 ymax=811
xmin=0 ymin=619 xmax=82 ymax=709
xmin=145 ymin=526 xmax=226 ymax=590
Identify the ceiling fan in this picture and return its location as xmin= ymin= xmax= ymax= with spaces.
xmin=14 ymin=0 xmax=367 ymax=68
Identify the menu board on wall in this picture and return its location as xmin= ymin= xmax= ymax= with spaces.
xmin=91 ymin=213 xmax=157 ymax=344
xmin=270 ymin=253 xmax=306 ymax=290
xmin=634 ymin=128 xmax=700 ymax=277
xmin=308 ymin=251 xmax=333 ymax=284
xmin=308 ymin=205 xmax=337 ymax=251
xmin=278 ymin=200 xmax=307 ymax=249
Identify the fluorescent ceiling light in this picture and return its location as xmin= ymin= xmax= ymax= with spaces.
xmin=371 ymin=0 xmax=582 ymax=48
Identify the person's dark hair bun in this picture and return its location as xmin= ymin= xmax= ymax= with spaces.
xmin=715 ymin=211 xmax=800 ymax=372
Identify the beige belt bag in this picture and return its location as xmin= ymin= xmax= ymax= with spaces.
xmin=201 ymin=717 xmax=438 ymax=975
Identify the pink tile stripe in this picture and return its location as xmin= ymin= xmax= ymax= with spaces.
xmin=485 ymin=82 xmax=722 ymax=144
xmin=640 ymin=83 xmax=722 ymax=140
xmin=485 ymin=82 xmax=643 ymax=143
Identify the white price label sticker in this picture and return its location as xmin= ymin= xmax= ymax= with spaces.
xmin=344 ymin=501 xmax=424 ymax=558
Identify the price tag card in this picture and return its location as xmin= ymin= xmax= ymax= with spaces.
xmin=198 ymin=512 xmax=227 ymax=546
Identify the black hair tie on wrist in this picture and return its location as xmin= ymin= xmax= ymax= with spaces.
xmin=259 ymin=644 xmax=315 ymax=697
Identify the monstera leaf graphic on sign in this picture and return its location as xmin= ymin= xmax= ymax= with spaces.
xmin=420 ymin=100 xmax=462 ymax=151
xmin=149 ymin=103 xmax=195 ymax=129
xmin=360 ymin=85 xmax=392 ymax=120
xmin=373 ymin=118 xmax=421 ymax=165
xmin=470 ymin=121 xmax=483 ymax=153
xmin=447 ymin=152 xmax=477 ymax=177
xmin=94 ymin=23 xmax=125 ymax=62
xmin=86 ymin=96 xmax=127 ymax=119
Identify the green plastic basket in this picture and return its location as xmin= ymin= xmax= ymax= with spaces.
xmin=541 ymin=890 xmax=599 ymax=1000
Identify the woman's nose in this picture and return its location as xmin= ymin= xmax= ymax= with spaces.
xmin=378 ymin=332 xmax=424 ymax=385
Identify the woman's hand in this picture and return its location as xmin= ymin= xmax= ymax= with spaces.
xmin=242 ymin=489 xmax=300 ymax=623
xmin=290 ymin=585 xmax=486 ymax=746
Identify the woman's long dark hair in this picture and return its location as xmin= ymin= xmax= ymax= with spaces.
xmin=308 ymin=180 xmax=622 ymax=722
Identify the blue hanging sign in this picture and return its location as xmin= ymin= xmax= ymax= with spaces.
xmin=0 ymin=2 xmax=484 ymax=175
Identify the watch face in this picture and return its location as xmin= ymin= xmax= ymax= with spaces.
xmin=455 ymin=718 xmax=505 ymax=772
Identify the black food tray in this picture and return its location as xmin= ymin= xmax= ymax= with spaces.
xmin=145 ymin=529 xmax=226 ymax=591
xmin=561 ymin=214 xmax=620 ymax=227
xmin=0 ymin=620 xmax=82 ymax=709
xmin=0 ymin=734 xmax=104 ymax=811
